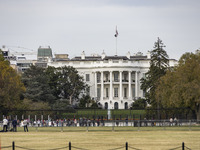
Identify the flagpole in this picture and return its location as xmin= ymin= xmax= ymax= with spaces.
xmin=116 ymin=35 xmax=117 ymax=56
xmin=115 ymin=26 xmax=118 ymax=56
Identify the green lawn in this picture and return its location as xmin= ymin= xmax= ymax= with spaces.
xmin=1 ymin=126 xmax=200 ymax=150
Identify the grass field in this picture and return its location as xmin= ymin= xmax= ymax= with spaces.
xmin=1 ymin=127 xmax=200 ymax=150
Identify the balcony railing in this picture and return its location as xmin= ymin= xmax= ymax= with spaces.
xmin=122 ymin=79 xmax=128 ymax=82
xmin=114 ymin=79 xmax=119 ymax=82
xmin=97 ymin=79 xmax=133 ymax=83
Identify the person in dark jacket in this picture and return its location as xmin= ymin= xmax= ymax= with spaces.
xmin=12 ymin=118 xmax=17 ymax=132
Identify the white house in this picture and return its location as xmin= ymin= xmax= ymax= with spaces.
xmin=48 ymin=51 xmax=177 ymax=109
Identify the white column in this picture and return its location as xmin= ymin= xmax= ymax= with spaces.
xmin=128 ymin=71 xmax=132 ymax=99
xmin=138 ymin=71 xmax=141 ymax=97
xmin=109 ymin=71 xmax=113 ymax=100
xmin=119 ymin=71 xmax=122 ymax=99
xmin=94 ymin=72 xmax=97 ymax=98
xmin=101 ymin=71 xmax=104 ymax=101
xmin=135 ymin=71 xmax=138 ymax=98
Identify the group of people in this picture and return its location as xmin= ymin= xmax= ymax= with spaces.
xmin=34 ymin=118 xmax=104 ymax=127
xmin=79 ymin=118 xmax=103 ymax=127
xmin=170 ymin=117 xmax=178 ymax=126
xmin=31 ymin=118 xmax=104 ymax=127
xmin=1 ymin=116 xmax=181 ymax=130
xmin=1 ymin=117 xmax=28 ymax=132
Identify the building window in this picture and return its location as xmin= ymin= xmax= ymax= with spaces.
xmin=86 ymin=87 xmax=90 ymax=95
xmin=105 ymin=102 xmax=108 ymax=109
xmin=132 ymin=87 xmax=135 ymax=97
xmin=106 ymin=88 xmax=109 ymax=98
xmin=114 ymin=102 xmax=118 ymax=109
xmin=124 ymin=88 xmax=127 ymax=98
xmin=143 ymin=73 xmax=146 ymax=79
xmin=105 ymin=74 xmax=109 ymax=81
xmin=114 ymin=88 xmax=118 ymax=97
xmin=143 ymin=90 xmax=146 ymax=97
xmin=97 ymin=73 xmax=101 ymax=83
xmin=132 ymin=73 xmax=135 ymax=82
xmin=124 ymin=102 xmax=128 ymax=109
xmin=86 ymin=74 xmax=90 ymax=81
xmin=97 ymin=88 xmax=101 ymax=99
xmin=114 ymin=72 xmax=118 ymax=82
xmin=124 ymin=73 xmax=127 ymax=81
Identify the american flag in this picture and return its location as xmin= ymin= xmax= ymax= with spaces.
xmin=114 ymin=27 xmax=118 ymax=37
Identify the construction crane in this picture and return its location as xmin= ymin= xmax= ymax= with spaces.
xmin=2 ymin=45 xmax=37 ymax=56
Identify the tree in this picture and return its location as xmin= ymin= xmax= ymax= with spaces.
xmin=131 ymin=98 xmax=147 ymax=109
xmin=20 ymin=98 xmax=51 ymax=110
xmin=141 ymin=37 xmax=169 ymax=108
xmin=22 ymin=65 xmax=87 ymax=108
xmin=22 ymin=65 xmax=56 ymax=104
xmin=0 ymin=50 xmax=25 ymax=113
xmin=18 ymin=98 xmax=52 ymax=117
xmin=79 ymin=94 xmax=98 ymax=108
xmin=46 ymin=66 xmax=61 ymax=99
xmin=52 ymin=99 xmax=70 ymax=110
xmin=156 ymin=52 xmax=200 ymax=120
xmin=52 ymin=66 xmax=87 ymax=105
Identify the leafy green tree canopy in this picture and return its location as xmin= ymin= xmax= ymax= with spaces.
xmin=78 ymin=94 xmax=99 ymax=108
xmin=22 ymin=65 xmax=56 ymax=104
xmin=156 ymin=52 xmax=200 ymax=120
xmin=47 ymin=66 xmax=87 ymax=105
xmin=131 ymin=98 xmax=147 ymax=109
xmin=23 ymin=65 xmax=87 ymax=108
xmin=0 ymin=50 xmax=25 ymax=113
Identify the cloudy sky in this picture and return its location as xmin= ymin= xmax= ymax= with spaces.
xmin=0 ymin=0 xmax=200 ymax=60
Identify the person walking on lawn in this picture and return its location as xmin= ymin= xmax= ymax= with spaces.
xmin=3 ymin=117 xmax=8 ymax=132
xmin=12 ymin=118 xmax=17 ymax=132
xmin=23 ymin=119 xmax=28 ymax=132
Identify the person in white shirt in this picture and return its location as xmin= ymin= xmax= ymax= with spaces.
xmin=3 ymin=117 xmax=8 ymax=132
xmin=23 ymin=119 xmax=28 ymax=132
xmin=37 ymin=120 xmax=41 ymax=127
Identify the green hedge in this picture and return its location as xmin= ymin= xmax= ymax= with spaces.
xmin=62 ymin=109 xmax=145 ymax=120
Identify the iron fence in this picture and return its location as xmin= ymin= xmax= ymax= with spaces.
xmin=0 ymin=141 xmax=192 ymax=150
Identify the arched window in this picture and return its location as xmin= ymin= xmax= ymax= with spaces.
xmin=114 ymin=102 xmax=118 ymax=110
xmin=105 ymin=102 xmax=108 ymax=109
xmin=124 ymin=102 xmax=128 ymax=109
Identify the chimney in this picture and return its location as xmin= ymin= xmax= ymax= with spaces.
xmin=147 ymin=51 xmax=151 ymax=59
xmin=81 ymin=51 xmax=85 ymax=59
xmin=101 ymin=50 xmax=106 ymax=59
xmin=126 ymin=51 xmax=131 ymax=59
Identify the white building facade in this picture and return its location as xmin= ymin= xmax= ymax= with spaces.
xmin=48 ymin=51 xmax=177 ymax=109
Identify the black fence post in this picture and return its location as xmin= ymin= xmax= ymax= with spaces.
xmin=12 ymin=141 xmax=15 ymax=150
xmin=126 ymin=142 xmax=128 ymax=150
xmin=182 ymin=142 xmax=184 ymax=150
xmin=69 ymin=141 xmax=71 ymax=150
